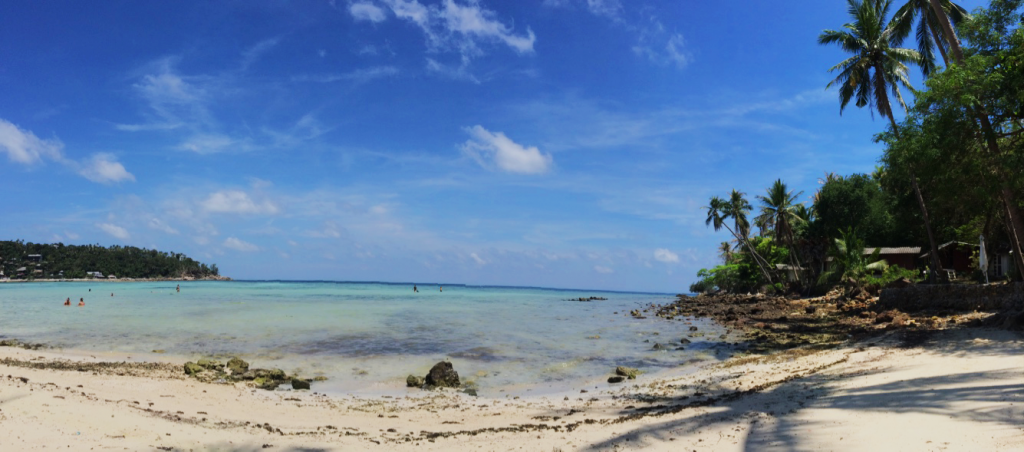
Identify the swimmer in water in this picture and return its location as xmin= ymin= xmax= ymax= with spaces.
xmin=78 ymin=298 xmax=85 ymax=307
xmin=414 ymin=285 xmax=418 ymax=292
xmin=64 ymin=298 xmax=71 ymax=306
xmin=440 ymin=286 xmax=443 ymax=292
xmin=176 ymin=284 xmax=180 ymax=293
xmin=111 ymin=293 xmax=114 ymax=297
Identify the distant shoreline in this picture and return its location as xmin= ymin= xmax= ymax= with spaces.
xmin=0 ymin=275 xmax=231 ymax=284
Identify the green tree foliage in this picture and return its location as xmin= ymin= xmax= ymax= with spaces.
xmin=819 ymin=228 xmax=891 ymax=287
xmin=0 ymin=240 xmax=220 ymax=280
xmin=813 ymin=174 xmax=905 ymax=246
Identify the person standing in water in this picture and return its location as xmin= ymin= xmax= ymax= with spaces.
xmin=413 ymin=285 xmax=418 ymax=292
xmin=64 ymin=298 xmax=70 ymax=306
xmin=78 ymin=298 xmax=85 ymax=307
xmin=176 ymin=284 xmax=180 ymax=293
xmin=439 ymin=286 xmax=443 ymax=292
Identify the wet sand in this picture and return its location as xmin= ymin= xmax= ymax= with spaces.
xmin=2 ymin=327 xmax=1021 ymax=451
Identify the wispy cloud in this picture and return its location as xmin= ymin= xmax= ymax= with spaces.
xmin=223 ymin=237 xmax=259 ymax=252
xmin=97 ymin=223 xmax=130 ymax=240
xmin=291 ymin=66 xmax=399 ymax=84
xmin=240 ymin=38 xmax=280 ymax=70
xmin=201 ymin=190 xmax=280 ymax=215
xmin=462 ymin=125 xmax=553 ymax=174
xmin=355 ymin=0 xmax=535 ymax=82
xmin=653 ymin=248 xmax=679 ymax=263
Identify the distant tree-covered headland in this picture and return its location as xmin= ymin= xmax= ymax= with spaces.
xmin=0 ymin=240 xmax=223 ymax=280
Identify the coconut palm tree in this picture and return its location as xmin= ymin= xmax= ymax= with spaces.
xmin=819 ymin=228 xmax=890 ymax=288
xmin=819 ymin=0 xmax=944 ymax=282
xmin=718 ymin=241 xmax=733 ymax=264
xmin=704 ymin=194 xmax=774 ymax=284
xmin=757 ymin=180 xmax=807 ymax=284
xmin=892 ymin=0 xmax=970 ymax=73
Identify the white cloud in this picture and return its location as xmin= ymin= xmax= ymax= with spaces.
xmin=201 ymin=190 xmax=280 ymax=215
xmin=0 ymin=119 xmax=64 ymax=165
xmin=223 ymin=237 xmax=259 ymax=252
xmin=543 ymin=0 xmax=621 ymax=18
xmin=634 ymin=33 xmax=691 ymax=69
xmin=653 ymin=248 xmax=679 ymax=263
xmin=462 ymin=125 xmax=552 ymax=174
xmin=594 ymin=265 xmax=614 ymax=274
xmin=291 ymin=66 xmax=399 ymax=83
xmin=178 ymin=134 xmax=237 ymax=154
xmin=368 ymin=0 xmax=534 ymax=77
xmin=148 ymin=218 xmax=179 ymax=235
xmin=350 ymin=2 xmax=387 ymax=22
xmin=77 ymin=153 xmax=135 ymax=184
xmin=439 ymin=0 xmax=536 ymax=54
xmin=426 ymin=58 xmax=480 ymax=83
xmin=113 ymin=122 xmax=183 ymax=132
xmin=241 ymin=38 xmax=280 ymax=70
xmin=0 ymin=119 xmax=136 ymax=184
xmin=64 ymin=231 xmax=80 ymax=240
xmin=470 ymin=252 xmax=486 ymax=265
xmin=97 ymin=223 xmax=130 ymax=240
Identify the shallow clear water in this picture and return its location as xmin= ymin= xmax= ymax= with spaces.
xmin=0 ymin=281 xmax=735 ymax=395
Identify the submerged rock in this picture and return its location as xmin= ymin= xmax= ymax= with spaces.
xmin=424 ymin=361 xmax=460 ymax=388
xmin=651 ymin=343 xmax=667 ymax=351
xmin=227 ymin=357 xmax=249 ymax=375
xmin=291 ymin=378 xmax=311 ymax=390
xmin=406 ymin=375 xmax=425 ymax=388
xmin=679 ymin=338 xmax=691 ymax=344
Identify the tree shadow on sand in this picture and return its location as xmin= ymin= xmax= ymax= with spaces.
xmin=583 ymin=330 xmax=1024 ymax=451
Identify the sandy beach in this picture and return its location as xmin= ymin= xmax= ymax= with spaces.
xmin=2 ymin=326 xmax=1021 ymax=451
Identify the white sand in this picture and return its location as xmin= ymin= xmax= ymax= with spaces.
xmin=2 ymin=327 xmax=1022 ymax=451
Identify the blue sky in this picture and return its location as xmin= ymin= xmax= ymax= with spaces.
xmin=0 ymin=0 xmax=988 ymax=292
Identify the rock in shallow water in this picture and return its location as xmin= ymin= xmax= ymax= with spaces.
xmin=615 ymin=366 xmax=641 ymax=379
xmin=407 ymin=375 xmax=425 ymax=387
xmin=183 ymin=362 xmax=203 ymax=376
xmin=227 ymin=357 xmax=249 ymax=375
xmin=425 ymin=361 xmax=460 ymax=388
xmin=291 ymin=378 xmax=311 ymax=390
xmin=608 ymin=375 xmax=626 ymax=383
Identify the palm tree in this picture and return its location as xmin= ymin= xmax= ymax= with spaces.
xmin=819 ymin=0 xmax=944 ymax=282
xmin=718 ymin=241 xmax=733 ymax=264
xmin=756 ymin=179 xmax=807 ymax=284
xmin=705 ymin=194 xmax=774 ymax=284
xmin=892 ymin=0 xmax=970 ymax=73
xmin=819 ymin=228 xmax=890 ymax=288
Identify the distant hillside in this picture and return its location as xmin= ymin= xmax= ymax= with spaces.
xmin=0 ymin=240 xmax=220 ymax=280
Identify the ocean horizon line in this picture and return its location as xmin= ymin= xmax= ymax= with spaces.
xmin=219 ymin=279 xmax=681 ymax=296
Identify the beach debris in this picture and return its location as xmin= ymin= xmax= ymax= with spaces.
xmin=424 ymin=361 xmax=461 ymax=388
xmin=291 ymin=378 xmax=311 ymax=390
xmin=614 ymin=366 xmax=641 ymax=379
xmin=227 ymin=357 xmax=249 ymax=375
xmin=151 ymin=349 xmax=166 ymax=354
xmin=406 ymin=375 xmax=425 ymax=388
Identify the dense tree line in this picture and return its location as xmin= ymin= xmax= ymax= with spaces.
xmin=691 ymin=0 xmax=1023 ymax=294
xmin=0 ymin=240 xmax=219 ymax=280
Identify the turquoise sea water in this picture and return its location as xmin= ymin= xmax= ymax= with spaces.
xmin=0 ymin=281 xmax=735 ymax=395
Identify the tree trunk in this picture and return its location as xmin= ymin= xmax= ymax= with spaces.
xmin=886 ymin=112 xmax=944 ymax=283
xmin=928 ymin=0 xmax=965 ymax=62
xmin=927 ymin=20 xmax=950 ymax=67
xmin=722 ymin=223 xmax=775 ymax=285
xmin=1001 ymin=188 xmax=1024 ymax=281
